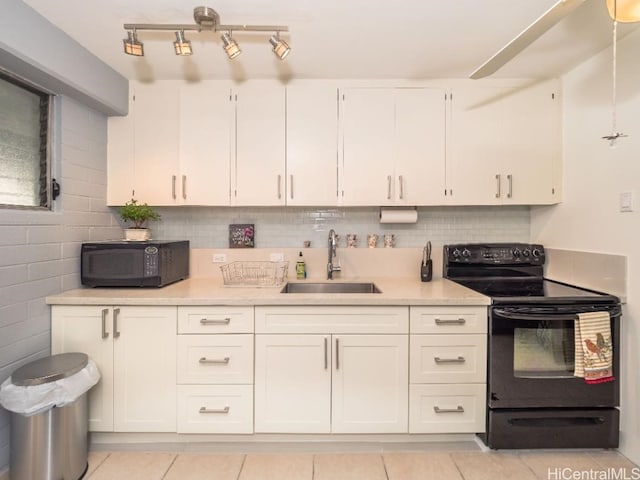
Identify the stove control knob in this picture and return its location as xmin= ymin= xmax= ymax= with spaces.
xmin=452 ymin=249 xmax=461 ymax=258
xmin=462 ymin=248 xmax=471 ymax=258
xmin=512 ymin=248 xmax=521 ymax=258
xmin=532 ymin=248 xmax=542 ymax=258
xmin=522 ymin=249 xmax=531 ymax=257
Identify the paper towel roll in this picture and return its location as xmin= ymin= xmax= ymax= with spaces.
xmin=379 ymin=208 xmax=418 ymax=224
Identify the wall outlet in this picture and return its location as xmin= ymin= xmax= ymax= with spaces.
xmin=212 ymin=253 xmax=227 ymax=263
xmin=270 ymin=253 xmax=285 ymax=262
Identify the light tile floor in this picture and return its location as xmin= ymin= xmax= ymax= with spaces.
xmin=84 ymin=448 xmax=639 ymax=480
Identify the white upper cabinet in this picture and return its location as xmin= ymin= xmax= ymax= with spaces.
xmin=339 ymin=87 xmax=446 ymax=206
xmin=178 ymin=81 xmax=232 ymax=205
xmin=286 ymin=85 xmax=339 ymax=206
xmin=447 ymin=79 xmax=561 ymax=205
xmin=232 ymin=81 xmax=286 ymax=206
xmin=130 ymin=81 xmax=181 ymax=206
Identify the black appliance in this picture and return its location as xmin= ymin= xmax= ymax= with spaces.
xmin=81 ymin=240 xmax=189 ymax=287
xmin=443 ymin=243 xmax=621 ymax=449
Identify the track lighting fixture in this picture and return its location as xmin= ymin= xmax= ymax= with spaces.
xmin=122 ymin=5 xmax=290 ymax=61
xmin=221 ymin=32 xmax=241 ymax=59
xmin=173 ymin=31 xmax=193 ymax=56
xmin=123 ymin=30 xmax=144 ymax=56
xmin=269 ymin=33 xmax=291 ymax=60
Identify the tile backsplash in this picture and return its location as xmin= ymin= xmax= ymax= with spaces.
xmin=144 ymin=206 xmax=530 ymax=249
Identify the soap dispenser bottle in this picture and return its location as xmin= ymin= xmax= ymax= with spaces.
xmin=296 ymin=251 xmax=307 ymax=279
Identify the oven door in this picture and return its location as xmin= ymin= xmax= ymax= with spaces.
xmin=489 ymin=304 xmax=620 ymax=409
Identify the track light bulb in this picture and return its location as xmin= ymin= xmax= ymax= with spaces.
xmin=221 ymin=32 xmax=241 ymax=59
xmin=269 ymin=33 xmax=291 ymax=60
xmin=123 ymin=30 xmax=144 ymax=56
xmin=174 ymin=31 xmax=193 ymax=56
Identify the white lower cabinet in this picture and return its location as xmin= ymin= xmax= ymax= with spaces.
xmin=176 ymin=306 xmax=254 ymax=434
xmin=51 ymin=305 xmax=177 ymax=432
xmin=409 ymin=306 xmax=487 ymax=434
xmin=254 ymin=306 xmax=409 ymax=434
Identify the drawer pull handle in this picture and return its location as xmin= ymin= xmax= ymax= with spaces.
xmin=199 ymin=406 xmax=230 ymax=414
xmin=434 ymin=405 xmax=465 ymax=414
xmin=200 ymin=318 xmax=231 ymax=325
xmin=434 ymin=318 xmax=466 ymax=325
xmin=199 ymin=356 xmax=230 ymax=365
xmin=434 ymin=356 xmax=466 ymax=364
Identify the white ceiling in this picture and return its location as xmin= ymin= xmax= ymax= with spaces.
xmin=21 ymin=0 xmax=639 ymax=82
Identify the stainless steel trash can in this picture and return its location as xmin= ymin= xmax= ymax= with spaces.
xmin=10 ymin=352 xmax=90 ymax=480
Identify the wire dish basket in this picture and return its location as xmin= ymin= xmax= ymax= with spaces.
xmin=220 ymin=261 xmax=289 ymax=287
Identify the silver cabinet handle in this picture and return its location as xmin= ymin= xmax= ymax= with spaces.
xmin=101 ymin=309 xmax=109 ymax=339
xmin=172 ymin=175 xmax=177 ymax=199
xmin=507 ymin=174 xmax=512 ymax=198
xmin=434 ymin=406 xmax=464 ymax=413
xmin=113 ymin=307 xmax=121 ymax=338
xmin=335 ymin=337 xmax=340 ymax=370
xmin=434 ymin=356 xmax=466 ymax=364
xmin=495 ymin=174 xmax=501 ymax=198
xmin=199 ymin=406 xmax=230 ymax=414
xmin=200 ymin=318 xmax=231 ymax=325
xmin=387 ymin=175 xmax=392 ymax=200
xmin=399 ymin=175 xmax=404 ymax=199
xmin=324 ymin=337 xmax=328 ymax=370
xmin=277 ymin=174 xmax=282 ymax=199
xmin=290 ymin=174 xmax=294 ymax=200
xmin=182 ymin=175 xmax=187 ymax=200
xmin=434 ymin=318 xmax=466 ymax=325
xmin=199 ymin=356 xmax=230 ymax=365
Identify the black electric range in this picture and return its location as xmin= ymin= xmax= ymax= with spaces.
xmin=443 ymin=243 xmax=621 ymax=449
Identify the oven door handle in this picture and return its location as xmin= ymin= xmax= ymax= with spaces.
xmin=493 ymin=308 xmax=621 ymax=322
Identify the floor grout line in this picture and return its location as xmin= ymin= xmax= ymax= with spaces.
xmin=160 ymin=453 xmax=178 ymax=480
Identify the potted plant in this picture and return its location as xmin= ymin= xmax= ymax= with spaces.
xmin=119 ymin=198 xmax=161 ymax=241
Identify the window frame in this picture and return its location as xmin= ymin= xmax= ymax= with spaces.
xmin=0 ymin=68 xmax=54 ymax=211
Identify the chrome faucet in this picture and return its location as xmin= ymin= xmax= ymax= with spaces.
xmin=327 ymin=229 xmax=341 ymax=280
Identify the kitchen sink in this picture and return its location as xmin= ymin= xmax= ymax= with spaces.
xmin=280 ymin=282 xmax=382 ymax=294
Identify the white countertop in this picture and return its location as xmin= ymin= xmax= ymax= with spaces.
xmin=45 ymin=277 xmax=490 ymax=306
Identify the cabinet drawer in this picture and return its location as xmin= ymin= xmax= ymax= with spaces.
xmin=409 ymin=384 xmax=486 ymax=433
xmin=178 ymin=306 xmax=254 ymax=333
xmin=410 ymin=306 xmax=487 ymax=334
xmin=410 ymin=334 xmax=486 ymax=384
xmin=177 ymin=335 xmax=253 ymax=384
xmin=255 ymin=306 xmax=408 ymax=334
xmin=177 ymin=385 xmax=253 ymax=434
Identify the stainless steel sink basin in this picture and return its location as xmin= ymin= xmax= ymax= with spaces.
xmin=280 ymin=282 xmax=382 ymax=294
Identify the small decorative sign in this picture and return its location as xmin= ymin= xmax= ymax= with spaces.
xmin=229 ymin=224 xmax=255 ymax=248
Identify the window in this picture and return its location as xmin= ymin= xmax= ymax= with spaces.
xmin=0 ymin=70 xmax=53 ymax=209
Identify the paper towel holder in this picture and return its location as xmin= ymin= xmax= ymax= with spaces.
xmin=379 ymin=207 xmax=418 ymax=224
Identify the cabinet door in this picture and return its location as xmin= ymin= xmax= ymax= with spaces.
xmin=179 ymin=81 xmax=232 ymax=205
xmin=131 ymin=81 xmax=181 ymax=205
xmin=448 ymin=80 xmax=560 ymax=205
xmin=332 ymin=335 xmax=408 ymax=433
xmin=254 ymin=335 xmax=331 ymax=433
xmin=51 ymin=306 xmax=115 ymax=432
xmin=286 ymin=85 xmax=339 ymax=206
xmin=340 ymin=88 xmax=395 ymax=205
xmin=233 ymin=82 xmax=286 ymax=205
xmin=394 ymin=88 xmax=447 ymax=205
xmin=113 ymin=306 xmax=177 ymax=432
xmin=498 ymin=79 xmax=560 ymax=204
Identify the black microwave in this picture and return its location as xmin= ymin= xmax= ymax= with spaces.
xmin=81 ymin=240 xmax=189 ymax=287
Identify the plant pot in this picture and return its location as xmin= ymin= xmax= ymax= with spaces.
xmin=124 ymin=228 xmax=150 ymax=241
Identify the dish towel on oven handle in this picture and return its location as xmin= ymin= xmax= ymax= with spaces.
xmin=574 ymin=311 xmax=614 ymax=384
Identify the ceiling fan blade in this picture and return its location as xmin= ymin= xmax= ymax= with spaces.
xmin=469 ymin=0 xmax=587 ymax=79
